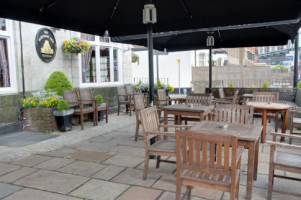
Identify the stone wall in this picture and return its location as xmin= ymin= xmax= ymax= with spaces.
xmin=23 ymin=108 xmax=57 ymax=132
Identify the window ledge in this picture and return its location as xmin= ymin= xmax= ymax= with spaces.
xmin=0 ymin=88 xmax=18 ymax=95
xmin=80 ymin=82 xmax=124 ymax=88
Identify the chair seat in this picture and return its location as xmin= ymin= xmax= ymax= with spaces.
xmin=149 ymin=139 xmax=176 ymax=154
xmin=74 ymin=107 xmax=94 ymax=115
xmin=274 ymin=151 xmax=301 ymax=169
xmin=181 ymin=168 xmax=240 ymax=187
xmin=97 ymin=105 xmax=107 ymax=111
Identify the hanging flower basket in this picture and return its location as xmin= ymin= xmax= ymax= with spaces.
xmin=132 ymin=53 xmax=139 ymax=64
xmin=62 ymin=37 xmax=90 ymax=55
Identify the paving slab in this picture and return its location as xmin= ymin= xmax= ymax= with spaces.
xmin=34 ymin=157 xmax=75 ymax=171
xmin=109 ymin=145 xmax=145 ymax=157
xmin=112 ymin=168 xmax=161 ymax=187
xmin=0 ymin=163 xmax=20 ymax=176
xmin=11 ymin=155 xmax=52 ymax=167
xmin=75 ymin=141 xmax=117 ymax=153
xmin=158 ymin=191 xmax=205 ymax=200
xmin=70 ymin=150 xmax=112 ymax=163
xmin=93 ymin=165 xmax=125 ymax=180
xmin=58 ymin=160 xmax=106 ymax=177
xmin=152 ymin=174 xmax=186 ymax=193
xmin=103 ymin=154 xmax=144 ymax=168
xmin=70 ymin=179 xmax=129 ymax=200
xmin=14 ymin=170 xmax=89 ymax=194
xmin=0 ymin=182 xmax=23 ymax=199
xmin=2 ymin=188 xmax=82 ymax=200
xmin=191 ymin=187 xmax=223 ymax=200
xmin=0 ymin=167 xmax=38 ymax=183
xmin=136 ymin=159 xmax=176 ymax=174
xmin=117 ymin=186 xmax=162 ymax=200
xmin=39 ymin=147 xmax=78 ymax=157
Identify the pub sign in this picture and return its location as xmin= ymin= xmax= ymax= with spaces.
xmin=35 ymin=28 xmax=57 ymax=63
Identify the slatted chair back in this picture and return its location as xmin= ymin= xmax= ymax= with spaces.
xmin=214 ymin=104 xmax=254 ymax=124
xmin=252 ymin=92 xmax=279 ymax=102
xmin=140 ymin=106 xmax=160 ymax=140
xmin=134 ymin=94 xmax=146 ymax=111
xmin=186 ymin=93 xmax=212 ymax=105
xmin=158 ymin=89 xmax=168 ymax=106
xmin=219 ymin=88 xmax=225 ymax=99
xmin=78 ymin=88 xmax=94 ymax=104
xmin=176 ymin=130 xmax=241 ymax=200
xmin=117 ymin=86 xmax=128 ymax=101
xmin=126 ymin=85 xmax=135 ymax=95
xmin=62 ymin=90 xmax=79 ymax=108
xmin=232 ymin=90 xmax=239 ymax=104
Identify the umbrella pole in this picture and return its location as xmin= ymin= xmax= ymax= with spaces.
xmin=294 ymin=32 xmax=299 ymax=87
xmin=147 ymin=23 xmax=154 ymax=106
xmin=209 ymin=46 xmax=212 ymax=93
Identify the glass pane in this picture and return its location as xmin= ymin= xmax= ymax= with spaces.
xmin=0 ymin=38 xmax=10 ymax=87
xmin=0 ymin=18 xmax=6 ymax=31
xmin=100 ymin=47 xmax=110 ymax=82
xmin=81 ymin=46 xmax=96 ymax=83
xmin=80 ymin=33 xmax=95 ymax=41
xmin=113 ymin=48 xmax=118 ymax=82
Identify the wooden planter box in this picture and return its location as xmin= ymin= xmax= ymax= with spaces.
xmin=23 ymin=108 xmax=57 ymax=132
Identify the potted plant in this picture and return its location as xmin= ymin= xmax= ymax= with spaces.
xmin=132 ymin=53 xmax=139 ymax=64
xmin=95 ymin=95 xmax=106 ymax=120
xmin=62 ymin=37 xmax=90 ymax=55
xmin=44 ymin=71 xmax=74 ymax=96
xmin=53 ymin=99 xmax=74 ymax=131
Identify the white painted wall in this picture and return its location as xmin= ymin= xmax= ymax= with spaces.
xmin=132 ymin=50 xmax=192 ymax=88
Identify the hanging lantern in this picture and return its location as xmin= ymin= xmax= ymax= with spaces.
xmin=143 ymin=4 xmax=157 ymax=24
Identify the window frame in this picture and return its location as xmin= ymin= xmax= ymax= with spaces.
xmin=0 ymin=19 xmax=17 ymax=94
xmin=79 ymin=36 xmax=123 ymax=88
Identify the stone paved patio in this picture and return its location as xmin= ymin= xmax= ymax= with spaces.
xmin=0 ymin=113 xmax=300 ymax=200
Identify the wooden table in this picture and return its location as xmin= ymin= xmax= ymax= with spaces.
xmin=246 ymin=102 xmax=290 ymax=143
xmin=163 ymin=104 xmax=213 ymax=128
xmin=188 ymin=121 xmax=263 ymax=200
xmin=241 ymin=93 xmax=253 ymax=104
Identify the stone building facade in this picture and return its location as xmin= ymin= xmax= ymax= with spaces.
xmin=0 ymin=19 xmax=132 ymax=134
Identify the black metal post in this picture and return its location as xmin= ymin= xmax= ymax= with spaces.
xmin=19 ymin=22 xmax=26 ymax=98
xmin=294 ymin=32 xmax=299 ymax=87
xmin=209 ymin=46 xmax=212 ymax=93
xmin=156 ymin=51 xmax=159 ymax=82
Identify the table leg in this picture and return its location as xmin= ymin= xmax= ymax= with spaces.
xmin=281 ymin=109 xmax=289 ymax=141
xmin=261 ymin=110 xmax=267 ymax=143
xmin=253 ymin=139 xmax=259 ymax=180
xmin=246 ymin=142 xmax=255 ymax=200
xmin=164 ymin=111 xmax=168 ymax=132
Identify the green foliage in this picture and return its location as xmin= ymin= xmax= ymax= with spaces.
xmin=228 ymin=81 xmax=233 ymax=88
xmin=62 ymin=37 xmax=90 ymax=55
xmin=167 ymin=84 xmax=174 ymax=92
xmin=57 ymin=99 xmax=69 ymax=112
xmin=21 ymin=90 xmax=61 ymax=109
xmin=95 ymin=95 xmax=104 ymax=104
xmin=263 ymin=81 xmax=268 ymax=88
xmin=271 ymin=64 xmax=285 ymax=70
xmin=132 ymin=53 xmax=139 ymax=65
xmin=44 ymin=71 xmax=73 ymax=96
xmin=297 ymin=81 xmax=301 ymax=88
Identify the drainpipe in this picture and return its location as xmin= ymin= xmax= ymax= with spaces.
xmin=294 ymin=32 xmax=299 ymax=88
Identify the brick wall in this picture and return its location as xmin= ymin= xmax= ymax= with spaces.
xmin=23 ymin=108 xmax=57 ymax=132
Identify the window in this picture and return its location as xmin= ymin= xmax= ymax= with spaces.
xmin=0 ymin=18 xmax=16 ymax=93
xmin=198 ymin=53 xmax=205 ymax=66
xmin=80 ymin=33 xmax=122 ymax=86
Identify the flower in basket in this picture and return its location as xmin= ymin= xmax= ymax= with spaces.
xmin=21 ymin=90 xmax=61 ymax=109
xmin=134 ymin=83 xmax=140 ymax=91
xmin=62 ymin=37 xmax=90 ymax=55
xmin=166 ymin=84 xmax=174 ymax=92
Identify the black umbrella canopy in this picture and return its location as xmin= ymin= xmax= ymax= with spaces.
xmin=112 ymin=19 xmax=301 ymax=51
xmin=0 ymin=0 xmax=301 ymax=37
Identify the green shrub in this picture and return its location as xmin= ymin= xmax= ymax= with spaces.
xmin=298 ymin=81 xmax=301 ymax=88
xmin=95 ymin=95 xmax=104 ymax=104
xmin=263 ymin=81 xmax=268 ymax=88
xmin=44 ymin=71 xmax=73 ymax=96
xmin=228 ymin=81 xmax=233 ymax=88
xmin=57 ymin=99 xmax=69 ymax=112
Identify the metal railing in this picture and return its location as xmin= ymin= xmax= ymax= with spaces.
xmin=133 ymin=77 xmax=169 ymax=85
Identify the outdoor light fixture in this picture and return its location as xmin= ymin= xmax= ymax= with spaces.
xmin=206 ymin=35 xmax=215 ymax=47
xmin=143 ymin=4 xmax=157 ymax=24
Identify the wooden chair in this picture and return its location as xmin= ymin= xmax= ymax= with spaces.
xmin=133 ymin=94 xmax=147 ymax=141
xmin=140 ymin=106 xmax=192 ymax=179
xmin=62 ymin=90 xmax=96 ymax=130
xmin=267 ymin=132 xmax=301 ymax=199
xmin=78 ymin=88 xmax=109 ymax=124
xmin=214 ymin=104 xmax=254 ymax=125
xmin=157 ymin=89 xmax=176 ymax=107
xmin=117 ymin=86 xmax=133 ymax=116
xmin=213 ymin=90 xmax=239 ymax=106
xmin=218 ymin=88 xmax=234 ymax=100
xmin=126 ymin=85 xmax=139 ymax=96
xmin=181 ymin=93 xmax=212 ymax=124
xmin=175 ymin=130 xmax=243 ymax=200
xmin=252 ymin=91 xmax=279 ymax=131
xmin=289 ymin=107 xmax=301 ymax=144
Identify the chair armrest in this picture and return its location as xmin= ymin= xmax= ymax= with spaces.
xmin=267 ymin=141 xmax=301 ymax=150
xmin=236 ymin=146 xmax=244 ymax=166
xmin=270 ymin=132 xmax=301 ymax=140
xmin=146 ymin=131 xmax=175 ymax=137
